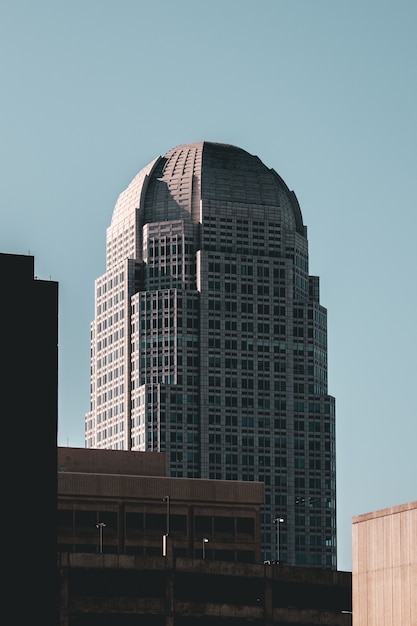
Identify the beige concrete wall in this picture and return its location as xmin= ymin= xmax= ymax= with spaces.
xmin=352 ymin=501 xmax=417 ymax=626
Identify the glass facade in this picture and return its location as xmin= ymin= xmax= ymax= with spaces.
xmin=85 ymin=142 xmax=337 ymax=568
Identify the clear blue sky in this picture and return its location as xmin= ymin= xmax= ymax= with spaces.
xmin=1 ymin=0 xmax=416 ymax=572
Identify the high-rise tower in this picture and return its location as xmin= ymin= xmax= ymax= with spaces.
xmin=85 ymin=142 xmax=336 ymax=568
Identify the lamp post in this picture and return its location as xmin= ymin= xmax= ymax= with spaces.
xmin=96 ymin=522 xmax=106 ymax=554
xmin=273 ymin=517 xmax=284 ymax=563
xmin=202 ymin=537 xmax=209 ymax=560
xmin=162 ymin=496 xmax=170 ymax=556
xmin=163 ymin=495 xmax=170 ymax=536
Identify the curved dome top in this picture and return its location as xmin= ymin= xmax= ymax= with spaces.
xmin=110 ymin=142 xmax=305 ymax=236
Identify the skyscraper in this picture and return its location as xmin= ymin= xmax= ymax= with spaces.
xmin=85 ymin=142 xmax=336 ymax=568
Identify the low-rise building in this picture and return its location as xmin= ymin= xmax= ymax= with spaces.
xmin=58 ymin=447 xmax=263 ymax=562
xmin=352 ymin=501 xmax=416 ymax=626
xmin=58 ymin=447 xmax=352 ymax=624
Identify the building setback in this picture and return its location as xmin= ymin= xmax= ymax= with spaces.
xmin=85 ymin=142 xmax=336 ymax=566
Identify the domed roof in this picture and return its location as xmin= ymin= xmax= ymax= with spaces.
xmin=111 ymin=142 xmax=305 ymax=236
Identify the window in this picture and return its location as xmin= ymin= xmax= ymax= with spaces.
xmin=195 ymin=515 xmax=211 ymax=534
xmin=214 ymin=516 xmax=234 ymax=535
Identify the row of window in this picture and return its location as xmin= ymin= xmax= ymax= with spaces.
xmin=58 ymin=510 xmax=255 ymax=537
xmin=96 ymin=385 xmax=125 ymax=405
xmin=96 ymin=290 xmax=125 ymax=315
xmin=97 ymin=365 xmax=125 ymax=388
xmin=95 ymin=347 xmax=124 ymax=369
xmin=96 ymin=271 xmax=125 ymax=297
xmin=96 ymin=422 xmax=124 ymax=441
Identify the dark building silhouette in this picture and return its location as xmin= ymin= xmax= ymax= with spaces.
xmin=1 ymin=253 xmax=58 ymax=622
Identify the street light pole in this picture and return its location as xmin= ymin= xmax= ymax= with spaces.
xmin=162 ymin=496 xmax=170 ymax=557
xmin=163 ymin=495 xmax=170 ymax=536
xmin=273 ymin=517 xmax=284 ymax=563
xmin=96 ymin=522 xmax=106 ymax=554
xmin=202 ymin=537 xmax=209 ymax=559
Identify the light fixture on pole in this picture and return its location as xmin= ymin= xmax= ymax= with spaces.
xmin=163 ymin=495 xmax=170 ymax=536
xmin=273 ymin=517 xmax=284 ymax=563
xmin=162 ymin=496 xmax=170 ymax=557
xmin=96 ymin=522 xmax=107 ymax=554
xmin=202 ymin=537 xmax=209 ymax=560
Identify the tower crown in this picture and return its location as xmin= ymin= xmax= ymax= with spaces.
xmin=110 ymin=142 xmax=305 ymax=245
